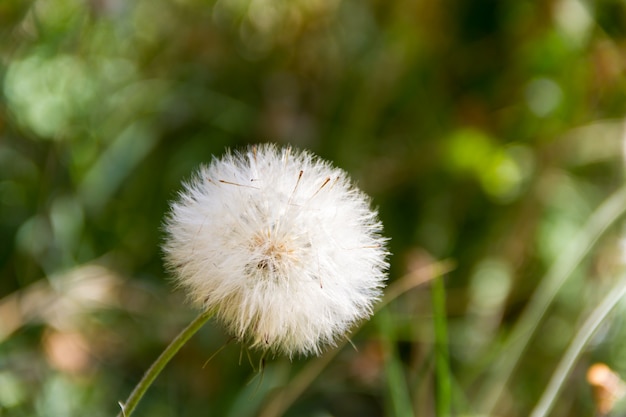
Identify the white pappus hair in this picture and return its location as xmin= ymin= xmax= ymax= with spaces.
xmin=163 ymin=143 xmax=389 ymax=357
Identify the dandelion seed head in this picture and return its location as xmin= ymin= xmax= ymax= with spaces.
xmin=163 ymin=144 xmax=389 ymax=357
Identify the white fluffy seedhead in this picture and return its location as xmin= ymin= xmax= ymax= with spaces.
xmin=163 ymin=144 xmax=389 ymax=357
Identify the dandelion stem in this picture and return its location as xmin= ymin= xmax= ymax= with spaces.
xmin=117 ymin=309 xmax=215 ymax=417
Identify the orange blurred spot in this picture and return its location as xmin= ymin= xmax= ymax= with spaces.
xmin=43 ymin=329 xmax=93 ymax=375
xmin=587 ymin=363 xmax=626 ymax=416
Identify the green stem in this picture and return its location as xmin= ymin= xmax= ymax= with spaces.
xmin=432 ymin=275 xmax=451 ymax=417
xmin=480 ymin=185 xmax=626 ymax=414
xmin=530 ymin=274 xmax=626 ymax=417
xmin=117 ymin=309 xmax=215 ymax=417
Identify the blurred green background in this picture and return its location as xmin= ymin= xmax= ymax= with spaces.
xmin=2 ymin=0 xmax=626 ymax=416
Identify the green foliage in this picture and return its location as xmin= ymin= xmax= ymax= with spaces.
xmin=2 ymin=0 xmax=626 ymax=416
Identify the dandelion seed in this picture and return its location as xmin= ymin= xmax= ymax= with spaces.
xmin=163 ymin=143 xmax=389 ymax=357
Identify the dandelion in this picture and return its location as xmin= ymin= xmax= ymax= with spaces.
xmin=163 ymin=143 xmax=389 ymax=357
xmin=117 ymin=144 xmax=388 ymax=417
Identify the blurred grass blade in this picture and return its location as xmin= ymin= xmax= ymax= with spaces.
xmin=530 ymin=273 xmax=626 ymax=417
xmin=379 ymin=308 xmax=414 ymax=417
xmin=432 ymin=275 xmax=451 ymax=417
xmin=480 ymin=185 xmax=626 ymax=414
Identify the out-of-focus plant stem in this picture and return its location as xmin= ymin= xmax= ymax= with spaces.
xmin=480 ymin=185 xmax=626 ymax=414
xmin=432 ymin=274 xmax=451 ymax=416
xmin=530 ymin=273 xmax=626 ymax=417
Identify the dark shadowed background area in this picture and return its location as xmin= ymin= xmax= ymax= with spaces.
xmin=2 ymin=0 xmax=626 ymax=416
